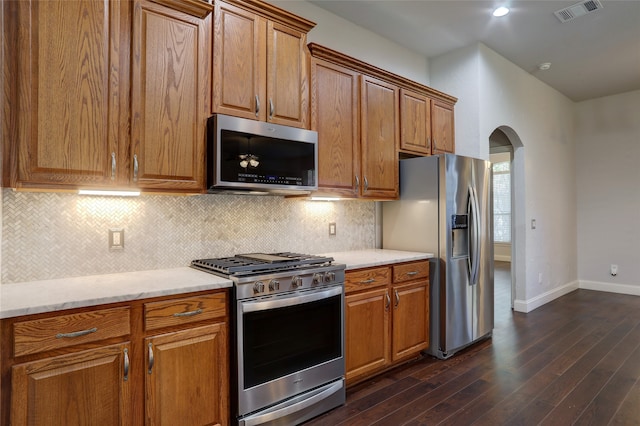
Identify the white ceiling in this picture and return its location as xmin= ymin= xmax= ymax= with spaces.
xmin=308 ymin=0 xmax=640 ymax=102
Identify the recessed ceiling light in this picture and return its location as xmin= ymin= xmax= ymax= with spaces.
xmin=538 ymin=62 xmax=552 ymax=71
xmin=492 ymin=6 xmax=510 ymax=17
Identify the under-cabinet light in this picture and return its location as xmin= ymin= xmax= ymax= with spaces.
xmin=78 ymin=190 xmax=141 ymax=197
xmin=310 ymin=197 xmax=342 ymax=201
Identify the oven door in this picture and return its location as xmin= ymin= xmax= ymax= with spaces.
xmin=236 ymin=285 xmax=345 ymax=418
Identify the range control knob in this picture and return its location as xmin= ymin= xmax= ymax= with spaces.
xmin=312 ymin=273 xmax=323 ymax=285
xmin=268 ymin=279 xmax=280 ymax=291
xmin=324 ymin=272 xmax=336 ymax=282
xmin=291 ymin=276 xmax=303 ymax=289
xmin=253 ymin=281 xmax=265 ymax=294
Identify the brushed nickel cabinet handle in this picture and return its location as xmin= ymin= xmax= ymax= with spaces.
xmin=148 ymin=343 xmax=154 ymax=374
xmin=355 ymin=175 xmax=360 ymax=191
xmin=133 ymin=154 xmax=139 ymax=182
xmin=394 ymin=289 xmax=400 ymax=308
xmin=56 ymin=327 xmax=98 ymax=339
xmin=269 ymin=98 xmax=274 ymax=119
xmin=111 ymin=152 xmax=116 ymax=180
xmin=364 ymin=176 xmax=369 ymax=192
xmin=360 ymin=279 xmax=375 ymax=284
xmin=385 ymin=292 xmax=391 ymax=310
xmin=123 ymin=348 xmax=129 ymax=381
xmin=406 ymin=271 xmax=418 ymax=276
xmin=173 ymin=309 xmax=203 ymax=318
xmin=255 ymin=95 xmax=260 ymax=116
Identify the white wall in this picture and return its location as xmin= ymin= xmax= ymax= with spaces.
xmin=270 ymin=0 xmax=430 ymax=86
xmin=576 ymin=90 xmax=640 ymax=295
xmin=430 ymin=43 xmax=578 ymax=312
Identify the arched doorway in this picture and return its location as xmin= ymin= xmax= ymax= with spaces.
xmin=489 ymin=126 xmax=525 ymax=314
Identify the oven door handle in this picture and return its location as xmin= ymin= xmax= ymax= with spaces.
xmin=240 ymin=380 xmax=344 ymax=426
xmin=241 ymin=286 xmax=343 ymax=313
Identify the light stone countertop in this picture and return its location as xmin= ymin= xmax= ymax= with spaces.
xmin=321 ymin=249 xmax=433 ymax=270
xmin=0 ymin=249 xmax=433 ymax=319
xmin=0 ymin=267 xmax=232 ymax=319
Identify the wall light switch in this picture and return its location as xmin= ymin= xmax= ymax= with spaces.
xmin=531 ymin=219 xmax=537 ymax=230
xmin=329 ymin=222 xmax=336 ymax=236
xmin=109 ymin=229 xmax=124 ymax=250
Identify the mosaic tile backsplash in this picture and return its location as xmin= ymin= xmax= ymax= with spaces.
xmin=1 ymin=189 xmax=376 ymax=283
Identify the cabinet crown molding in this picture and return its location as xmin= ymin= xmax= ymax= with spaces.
xmin=221 ymin=0 xmax=316 ymax=32
xmin=309 ymin=43 xmax=457 ymax=105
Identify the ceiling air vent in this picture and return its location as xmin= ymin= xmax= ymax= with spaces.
xmin=554 ymin=0 xmax=603 ymax=23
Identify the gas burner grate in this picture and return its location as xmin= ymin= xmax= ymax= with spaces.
xmin=191 ymin=252 xmax=334 ymax=276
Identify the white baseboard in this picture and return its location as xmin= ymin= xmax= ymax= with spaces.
xmin=513 ymin=280 xmax=580 ymax=313
xmin=494 ymin=255 xmax=511 ymax=262
xmin=579 ymin=280 xmax=640 ymax=296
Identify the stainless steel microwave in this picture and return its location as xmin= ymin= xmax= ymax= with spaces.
xmin=207 ymin=114 xmax=318 ymax=195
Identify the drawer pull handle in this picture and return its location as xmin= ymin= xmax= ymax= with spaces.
xmin=173 ymin=308 xmax=203 ymax=318
xmin=360 ymin=279 xmax=375 ymax=284
xmin=56 ymin=327 xmax=98 ymax=339
xmin=406 ymin=271 xmax=419 ymax=276
xmin=123 ymin=348 xmax=130 ymax=381
xmin=148 ymin=343 xmax=154 ymax=374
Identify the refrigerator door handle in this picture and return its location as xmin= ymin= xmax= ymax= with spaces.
xmin=468 ymin=185 xmax=481 ymax=286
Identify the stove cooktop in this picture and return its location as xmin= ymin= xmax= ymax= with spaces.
xmin=190 ymin=252 xmax=334 ymax=277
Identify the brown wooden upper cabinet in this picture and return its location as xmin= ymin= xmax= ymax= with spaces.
xmin=2 ymin=0 xmax=213 ymax=193
xmin=310 ymin=46 xmax=399 ymax=200
xmin=431 ymin=99 xmax=456 ymax=154
xmin=131 ymin=0 xmax=212 ymax=193
xmin=212 ymin=0 xmax=315 ymax=129
xmin=399 ymin=88 xmax=432 ymax=156
xmin=2 ymin=0 xmax=131 ymax=190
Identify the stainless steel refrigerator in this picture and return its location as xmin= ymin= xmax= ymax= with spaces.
xmin=382 ymin=154 xmax=494 ymax=359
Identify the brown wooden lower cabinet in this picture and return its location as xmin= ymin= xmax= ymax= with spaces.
xmin=1 ymin=289 xmax=229 ymax=426
xmin=11 ymin=343 xmax=132 ymax=425
xmin=345 ymin=260 xmax=429 ymax=385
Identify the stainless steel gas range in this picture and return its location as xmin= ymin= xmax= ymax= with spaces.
xmin=191 ymin=253 xmax=346 ymax=426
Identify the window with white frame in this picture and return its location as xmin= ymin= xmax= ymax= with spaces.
xmin=493 ymin=161 xmax=511 ymax=243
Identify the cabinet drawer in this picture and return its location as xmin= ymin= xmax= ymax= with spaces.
xmin=345 ymin=267 xmax=391 ymax=294
xmin=393 ymin=261 xmax=429 ymax=283
xmin=13 ymin=307 xmax=130 ymax=357
xmin=144 ymin=293 xmax=227 ymax=331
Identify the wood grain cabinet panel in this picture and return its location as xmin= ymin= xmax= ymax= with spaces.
xmin=431 ymin=100 xmax=455 ymax=154
xmin=213 ymin=0 xmax=313 ymax=129
xmin=345 ymin=288 xmax=390 ymax=383
xmin=344 ymin=260 xmax=429 ymax=385
xmin=131 ymin=0 xmax=211 ymax=192
xmin=145 ymin=323 xmax=228 ymax=426
xmin=144 ymin=293 xmax=227 ymax=331
xmin=11 ymin=343 xmax=131 ymax=426
xmin=13 ymin=307 xmax=130 ymax=357
xmin=400 ymin=88 xmax=432 ymax=155
xmin=3 ymin=0 xmax=130 ymax=189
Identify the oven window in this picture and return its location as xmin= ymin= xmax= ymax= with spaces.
xmin=243 ymin=293 xmax=342 ymax=389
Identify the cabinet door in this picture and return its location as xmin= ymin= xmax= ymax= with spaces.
xmin=431 ymin=100 xmax=455 ymax=154
xmin=310 ymin=58 xmax=359 ymax=197
xmin=131 ymin=0 xmax=210 ymax=192
xmin=400 ymin=89 xmax=431 ymax=155
xmin=11 ymin=343 xmax=131 ymax=425
xmin=360 ymin=75 xmax=399 ymax=199
xmin=266 ymin=21 xmax=309 ymax=128
xmin=212 ymin=1 xmax=267 ymax=120
xmin=145 ymin=323 xmax=228 ymax=426
xmin=6 ymin=0 xmax=130 ymax=189
xmin=345 ymin=288 xmax=390 ymax=383
xmin=392 ymin=280 xmax=429 ymax=362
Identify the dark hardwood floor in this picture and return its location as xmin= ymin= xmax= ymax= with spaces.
xmin=306 ymin=261 xmax=640 ymax=425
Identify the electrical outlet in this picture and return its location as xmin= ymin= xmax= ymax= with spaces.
xmin=109 ymin=229 xmax=124 ymax=250
xmin=329 ymin=222 xmax=336 ymax=236
xmin=610 ymin=264 xmax=618 ymax=276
